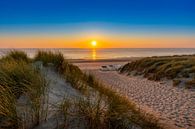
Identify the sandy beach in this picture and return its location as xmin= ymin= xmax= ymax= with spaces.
xmin=1 ymin=0 xmax=195 ymax=128
xmin=73 ymin=58 xmax=195 ymax=129
xmin=71 ymin=58 xmax=137 ymax=70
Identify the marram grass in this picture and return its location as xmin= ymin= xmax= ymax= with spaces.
xmin=120 ymin=55 xmax=195 ymax=88
xmin=0 ymin=85 xmax=19 ymax=129
xmin=0 ymin=52 xmax=47 ymax=129
xmin=1 ymin=50 xmax=30 ymax=63
xmin=0 ymin=51 xmax=165 ymax=129
xmin=38 ymin=51 xmax=164 ymax=129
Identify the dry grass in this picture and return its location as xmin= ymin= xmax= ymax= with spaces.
xmin=59 ymin=65 xmax=162 ymax=128
xmin=75 ymin=95 xmax=107 ymax=129
xmin=60 ymin=74 xmax=162 ymax=129
xmin=0 ymin=51 xmax=164 ymax=129
xmin=34 ymin=51 xmax=88 ymax=93
xmin=85 ymin=75 xmax=162 ymax=129
xmin=1 ymin=50 xmax=30 ymax=63
xmin=34 ymin=51 xmax=66 ymax=71
xmin=0 ymin=52 xmax=47 ymax=129
xmin=0 ymin=85 xmax=19 ymax=129
xmin=39 ymin=51 xmax=163 ymax=128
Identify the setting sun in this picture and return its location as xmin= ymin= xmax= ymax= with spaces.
xmin=91 ymin=40 xmax=97 ymax=47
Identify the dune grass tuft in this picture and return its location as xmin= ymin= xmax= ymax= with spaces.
xmin=1 ymin=50 xmax=30 ymax=63
xmin=76 ymin=95 xmax=107 ymax=129
xmin=120 ymin=55 xmax=195 ymax=88
xmin=35 ymin=52 xmax=164 ymax=129
xmin=58 ymin=63 xmax=162 ymax=128
xmin=34 ymin=51 xmax=66 ymax=71
xmin=38 ymin=51 xmax=163 ymax=128
xmin=0 ymin=51 xmax=164 ymax=129
xmin=0 ymin=85 xmax=19 ymax=129
xmin=34 ymin=51 xmax=88 ymax=93
xmin=0 ymin=53 xmax=47 ymax=129
xmin=85 ymin=75 xmax=162 ymax=129
xmin=60 ymin=73 xmax=162 ymax=129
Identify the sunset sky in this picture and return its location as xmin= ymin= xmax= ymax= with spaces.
xmin=0 ymin=0 xmax=195 ymax=48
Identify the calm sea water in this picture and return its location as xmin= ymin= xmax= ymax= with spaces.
xmin=0 ymin=48 xmax=195 ymax=59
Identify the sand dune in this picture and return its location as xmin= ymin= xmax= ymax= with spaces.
xmin=74 ymin=60 xmax=195 ymax=129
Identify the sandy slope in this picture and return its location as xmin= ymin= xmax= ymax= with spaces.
xmin=17 ymin=66 xmax=141 ymax=129
xmin=17 ymin=67 xmax=81 ymax=129
xmin=87 ymin=70 xmax=195 ymax=129
xmin=34 ymin=67 xmax=82 ymax=129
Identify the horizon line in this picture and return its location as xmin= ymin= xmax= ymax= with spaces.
xmin=0 ymin=47 xmax=195 ymax=49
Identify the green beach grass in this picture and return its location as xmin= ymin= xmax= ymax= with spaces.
xmin=37 ymin=51 xmax=163 ymax=129
xmin=120 ymin=55 xmax=195 ymax=88
xmin=0 ymin=51 xmax=47 ymax=129
xmin=0 ymin=51 xmax=164 ymax=129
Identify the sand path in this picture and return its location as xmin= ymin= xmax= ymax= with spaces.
xmin=88 ymin=70 xmax=195 ymax=129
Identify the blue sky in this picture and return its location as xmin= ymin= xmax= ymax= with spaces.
xmin=0 ymin=0 xmax=194 ymax=23
xmin=0 ymin=0 xmax=194 ymax=26
xmin=0 ymin=0 xmax=195 ymax=48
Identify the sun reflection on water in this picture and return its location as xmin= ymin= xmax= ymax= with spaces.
xmin=92 ymin=49 xmax=96 ymax=60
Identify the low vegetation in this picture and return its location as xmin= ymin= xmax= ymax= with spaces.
xmin=0 ymin=85 xmax=18 ymax=129
xmin=0 ymin=51 xmax=47 ymax=129
xmin=0 ymin=50 xmax=164 ymax=129
xmin=60 ymin=85 xmax=161 ymax=129
xmin=38 ymin=51 xmax=162 ymax=129
xmin=34 ymin=51 xmax=87 ymax=92
xmin=1 ymin=50 xmax=30 ymax=63
xmin=83 ymin=75 xmax=161 ymax=129
xmin=120 ymin=55 xmax=195 ymax=88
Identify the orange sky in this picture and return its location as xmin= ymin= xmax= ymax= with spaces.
xmin=0 ymin=34 xmax=195 ymax=48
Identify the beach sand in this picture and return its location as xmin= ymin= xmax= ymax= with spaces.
xmin=17 ymin=67 xmax=83 ymax=129
xmin=73 ymin=58 xmax=195 ymax=129
xmin=71 ymin=58 xmax=137 ymax=70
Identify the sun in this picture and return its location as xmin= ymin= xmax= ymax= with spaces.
xmin=91 ymin=40 xmax=97 ymax=47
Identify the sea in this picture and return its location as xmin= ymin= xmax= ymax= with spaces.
xmin=0 ymin=48 xmax=195 ymax=60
